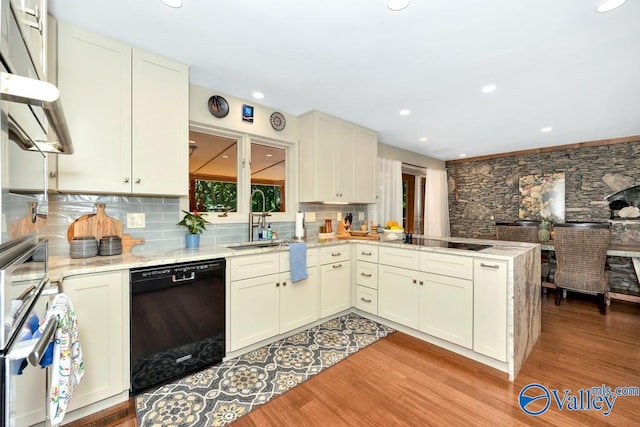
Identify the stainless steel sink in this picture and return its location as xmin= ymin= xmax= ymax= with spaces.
xmin=224 ymin=240 xmax=287 ymax=250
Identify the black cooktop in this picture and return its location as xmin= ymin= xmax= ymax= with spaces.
xmin=406 ymin=238 xmax=492 ymax=252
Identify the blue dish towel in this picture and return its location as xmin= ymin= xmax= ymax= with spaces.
xmin=289 ymin=242 xmax=308 ymax=282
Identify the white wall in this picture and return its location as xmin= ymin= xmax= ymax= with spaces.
xmin=189 ymin=84 xmax=299 ymax=143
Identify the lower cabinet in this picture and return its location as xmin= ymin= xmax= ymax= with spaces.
xmin=418 ymin=272 xmax=473 ymax=349
xmin=378 ymin=264 xmax=419 ymax=329
xmin=473 ymin=259 xmax=508 ymax=362
xmin=319 ymin=246 xmax=351 ymax=318
xmin=61 ymin=270 xmax=129 ymax=412
xmin=229 ymin=250 xmax=319 ymax=352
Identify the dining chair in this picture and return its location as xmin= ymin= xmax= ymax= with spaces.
xmin=552 ymin=222 xmax=610 ymax=315
xmin=495 ymin=222 xmax=539 ymax=243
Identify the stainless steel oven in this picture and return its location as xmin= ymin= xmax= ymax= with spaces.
xmin=0 ymin=234 xmax=54 ymax=427
xmin=130 ymin=259 xmax=226 ymax=394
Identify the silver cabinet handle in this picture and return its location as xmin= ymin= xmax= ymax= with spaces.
xmin=49 ymin=171 xmax=57 ymax=178
xmin=124 ymin=177 xmax=130 ymax=183
xmin=481 ymin=263 xmax=500 ymax=269
xmin=361 ymin=251 xmax=372 ymax=256
xmin=360 ymin=297 xmax=372 ymax=303
xmin=332 ymin=264 xmax=343 ymax=269
xmin=136 ymin=178 xmax=142 ymax=184
xmin=360 ymin=272 xmax=372 ymax=277
xmin=331 ymin=252 xmax=342 ymax=257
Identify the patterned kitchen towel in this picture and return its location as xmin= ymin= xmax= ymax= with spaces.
xmin=289 ymin=242 xmax=308 ymax=282
xmin=38 ymin=293 xmax=85 ymax=425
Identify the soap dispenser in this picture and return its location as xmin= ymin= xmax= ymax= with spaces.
xmin=266 ymin=223 xmax=273 ymax=240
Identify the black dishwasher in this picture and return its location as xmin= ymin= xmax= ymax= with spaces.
xmin=130 ymin=259 xmax=225 ymax=394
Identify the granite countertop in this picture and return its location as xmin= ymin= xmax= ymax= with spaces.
xmin=42 ymin=236 xmax=537 ymax=283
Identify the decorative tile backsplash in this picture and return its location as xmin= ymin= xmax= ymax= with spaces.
xmin=35 ymin=194 xmax=369 ymax=256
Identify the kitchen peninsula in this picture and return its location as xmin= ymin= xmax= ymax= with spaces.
xmin=20 ymin=236 xmax=539 ymax=424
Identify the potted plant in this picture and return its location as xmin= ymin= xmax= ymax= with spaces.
xmin=177 ymin=210 xmax=210 ymax=248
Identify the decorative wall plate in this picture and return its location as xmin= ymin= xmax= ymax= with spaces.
xmin=270 ymin=111 xmax=286 ymax=131
xmin=208 ymin=95 xmax=229 ymax=118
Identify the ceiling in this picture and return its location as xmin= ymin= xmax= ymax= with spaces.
xmin=48 ymin=0 xmax=640 ymax=161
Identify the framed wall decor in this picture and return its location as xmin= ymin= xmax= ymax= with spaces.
xmin=242 ymin=104 xmax=254 ymax=123
xmin=519 ymin=173 xmax=566 ymax=223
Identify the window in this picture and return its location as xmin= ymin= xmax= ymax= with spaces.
xmin=402 ymin=167 xmax=426 ymax=233
xmin=188 ymin=127 xmax=295 ymax=223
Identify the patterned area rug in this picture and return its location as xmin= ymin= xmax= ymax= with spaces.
xmin=135 ymin=313 xmax=395 ymax=426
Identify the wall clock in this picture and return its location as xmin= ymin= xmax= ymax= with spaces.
xmin=208 ymin=95 xmax=229 ymax=118
xmin=270 ymin=112 xmax=286 ymax=131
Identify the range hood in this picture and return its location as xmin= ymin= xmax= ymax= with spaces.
xmin=1 ymin=71 xmax=74 ymax=154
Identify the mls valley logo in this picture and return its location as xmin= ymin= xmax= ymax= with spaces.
xmin=518 ymin=383 xmax=639 ymax=416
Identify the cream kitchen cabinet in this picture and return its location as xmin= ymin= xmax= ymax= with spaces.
xmin=229 ymin=250 xmax=319 ymax=351
xmin=56 ymin=23 xmax=188 ymax=196
xmin=378 ymin=264 xmax=420 ymax=329
xmin=299 ymin=111 xmax=377 ymax=203
xmin=473 ymin=258 xmax=508 ymax=362
xmin=60 ymin=270 xmax=129 ymax=412
xmin=319 ymin=245 xmax=351 ymax=318
xmin=355 ymin=244 xmax=378 ymax=315
xmin=419 ymin=252 xmax=473 ymax=348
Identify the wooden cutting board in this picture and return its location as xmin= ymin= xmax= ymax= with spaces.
xmin=337 ymin=233 xmax=380 ymax=241
xmin=67 ymin=203 xmax=144 ymax=253
xmin=8 ymin=202 xmax=48 ymax=239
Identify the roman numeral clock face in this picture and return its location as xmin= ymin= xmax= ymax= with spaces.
xmin=270 ymin=112 xmax=286 ymax=131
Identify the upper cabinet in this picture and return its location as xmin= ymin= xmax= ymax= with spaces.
xmin=299 ymin=111 xmax=377 ymax=203
xmin=56 ymin=23 xmax=189 ymax=196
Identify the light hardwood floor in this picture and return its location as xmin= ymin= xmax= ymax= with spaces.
xmin=71 ymin=292 xmax=640 ymax=426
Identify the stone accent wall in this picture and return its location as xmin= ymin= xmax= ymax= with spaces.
xmin=446 ymin=139 xmax=640 ymax=294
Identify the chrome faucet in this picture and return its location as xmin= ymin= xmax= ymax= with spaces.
xmin=249 ymin=189 xmax=269 ymax=241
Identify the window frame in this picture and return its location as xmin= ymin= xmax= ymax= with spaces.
xmin=402 ymin=164 xmax=426 ymax=234
xmin=186 ymin=123 xmax=298 ymax=224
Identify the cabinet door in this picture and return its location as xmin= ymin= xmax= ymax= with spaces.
xmin=230 ymin=274 xmax=280 ymax=351
xmin=315 ymin=114 xmax=338 ymax=201
xmin=319 ymin=261 xmax=351 ymax=318
xmin=354 ymin=127 xmax=377 ymax=203
xmin=132 ymin=49 xmax=189 ymax=196
xmin=57 ymin=23 xmax=132 ymax=194
xmin=280 ymin=268 xmax=319 ymax=334
xmin=419 ymin=273 xmax=473 ymax=349
xmin=378 ymin=264 xmax=419 ymax=329
xmin=62 ymin=270 xmax=129 ymax=411
xmin=336 ymin=122 xmax=355 ymax=201
xmin=473 ymin=259 xmax=508 ymax=362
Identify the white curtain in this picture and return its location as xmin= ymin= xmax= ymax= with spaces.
xmin=368 ymin=157 xmax=403 ymax=226
xmin=424 ymin=168 xmax=451 ymax=237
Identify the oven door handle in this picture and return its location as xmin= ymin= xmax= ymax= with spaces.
xmin=171 ymin=272 xmax=195 ymax=283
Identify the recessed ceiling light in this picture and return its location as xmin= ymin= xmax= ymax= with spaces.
xmin=481 ymin=84 xmax=497 ymax=93
xmin=459 ymin=154 xmax=467 ymax=158
xmin=160 ymin=0 xmax=183 ymax=8
xmin=596 ymin=0 xmax=627 ymax=13
xmin=252 ymin=91 xmax=264 ymax=99
xmin=266 ymin=154 xmax=273 ymax=157
xmin=188 ymin=140 xmax=196 ymax=144
xmin=419 ymin=137 xmax=428 ymax=142
xmin=388 ymin=0 xmax=411 ymax=11
xmin=222 ymin=155 xmax=229 ymax=159
xmin=541 ymin=127 xmax=553 ymax=132
xmin=399 ymin=109 xmax=411 ymax=116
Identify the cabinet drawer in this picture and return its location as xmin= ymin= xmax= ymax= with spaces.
xmin=356 ymin=261 xmax=378 ymax=289
xmin=378 ymin=246 xmax=419 ymax=269
xmin=320 ymin=245 xmax=350 ymax=264
xmin=280 ymin=247 xmax=318 ymax=271
xmin=230 ymin=253 xmax=279 ymax=281
xmin=356 ymin=244 xmax=379 ymax=263
xmin=420 ymin=252 xmax=473 ymax=280
xmin=355 ymin=285 xmax=378 ymax=315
